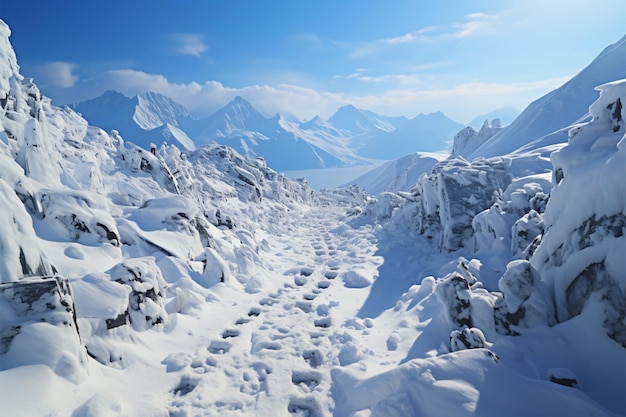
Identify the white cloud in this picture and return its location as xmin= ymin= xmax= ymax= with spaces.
xmin=333 ymin=70 xmax=423 ymax=86
xmin=171 ymin=33 xmax=207 ymax=57
xmin=350 ymin=13 xmax=497 ymax=58
xmin=35 ymin=61 xmax=78 ymax=88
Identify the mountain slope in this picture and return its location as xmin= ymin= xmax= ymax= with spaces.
xmin=190 ymin=97 xmax=359 ymax=170
xmin=346 ymin=151 xmax=448 ymax=194
xmin=467 ymin=33 xmax=626 ymax=159
xmin=71 ymin=90 xmax=196 ymax=150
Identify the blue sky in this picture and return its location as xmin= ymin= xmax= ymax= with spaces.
xmin=1 ymin=0 xmax=624 ymax=123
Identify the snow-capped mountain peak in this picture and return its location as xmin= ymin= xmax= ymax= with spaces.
xmin=328 ymin=104 xmax=399 ymax=133
xmin=205 ymin=95 xmax=270 ymax=134
xmin=133 ymin=91 xmax=190 ymax=130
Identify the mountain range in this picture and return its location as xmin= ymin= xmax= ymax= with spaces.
xmin=71 ymin=91 xmax=464 ymax=171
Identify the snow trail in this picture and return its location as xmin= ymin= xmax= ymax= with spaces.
xmin=166 ymin=204 xmax=382 ymax=416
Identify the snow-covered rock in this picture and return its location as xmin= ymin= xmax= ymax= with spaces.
xmin=451 ymin=119 xmax=503 ymax=158
xmin=531 ymin=78 xmax=626 ymax=346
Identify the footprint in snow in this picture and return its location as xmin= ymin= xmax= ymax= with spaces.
xmin=303 ymin=349 xmax=322 ymax=367
xmin=324 ymin=271 xmax=338 ymax=279
xmin=251 ymin=338 xmax=281 ymax=353
xmin=314 ymin=317 xmax=332 ymax=328
xmin=317 ymin=281 xmax=331 ymax=289
xmin=172 ymin=375 xmax=199 ymax=396
xmin=222 ymin=329 xmax=240 ymax=339
xmin=288 ymin=396 xmax=323 ymax=417
xmin=260 ymin=297 xmax=278 ymax=306
xmin=299 ymin=267 xmax=314 ymax=277
xmin=208 ymin=340 xmax=232 ymax=354
xmin=248 ymin=307 xmax=261 ymax=317
xmin=295 ymin=301 xmax=313 ymax=313
xmin=291 ymin=370 xmax=322 ymax=391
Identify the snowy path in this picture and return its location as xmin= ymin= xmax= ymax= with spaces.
xmin=165 ymin=205 xmax=383 ymax=416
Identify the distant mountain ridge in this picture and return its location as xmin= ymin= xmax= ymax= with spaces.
xmin=71 ymin=91 xmax=464 ymax=171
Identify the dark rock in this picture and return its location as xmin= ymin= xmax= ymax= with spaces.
xmin=450 ymin=327 xmax=487 ymax=351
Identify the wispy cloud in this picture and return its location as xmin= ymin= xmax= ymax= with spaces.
xmin=34 ymin=61 xmax=78 ymax=88
xmin=286 ymin=32 xmax=322 ymax=46
xmin=333 ymin=69 xmax=423 ymax=86
xmin=171 ymin=33 xmax=207 ymax=57
xmin=350 ymin=13 xmax=497 ymax=59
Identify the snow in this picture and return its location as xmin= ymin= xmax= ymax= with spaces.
xmin=0 ymin=17 xmax=624 ymax=417
xmin=347 ymin=151 xmax=448 ymax=195
xmin=284 ymin=161 xmax=387 ymax=190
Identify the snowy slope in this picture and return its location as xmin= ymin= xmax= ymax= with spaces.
xmin=0 ymin=18 xmax=624 ymax=417
xmin=467 ymin=33 xmax=626 ymax=159
xmin=351 ymin=77 xmax=626 ymax=416
xmin=346 ymin=151 xmax=448 ymax=195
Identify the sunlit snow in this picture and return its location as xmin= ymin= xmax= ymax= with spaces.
xmin=0 ymin=19 xmax=624 ymax=417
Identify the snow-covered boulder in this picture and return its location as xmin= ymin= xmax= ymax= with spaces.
xmin=40 ymin=190 xmax=120 ymax=246
xmin=107 ymin=258 xmax=168 ymax=331
xmin=0 ymin=180 xmax=56 ymax=282
xmin=449 ymin=327 xmax=488 ymax=351
xmin=531 ymin=79 xmax=626 ymax=346
xmin=0 ymin=276 xmax=86 ymax=383
xmin=511 ymin=209 xmax=544 ymax=258
xmin=433 ymin=156 xmax=511 ymax=251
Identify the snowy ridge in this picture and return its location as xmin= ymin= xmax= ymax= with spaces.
xmin=0 ymin=18 xmax=624 ymax=417
xmin=347 ymin=151 xmax=448 ymax=195
xmin=467 ymin=33 xmax=626 ymax=159
xmin=133 ymin=91 xmax=191 ymax=130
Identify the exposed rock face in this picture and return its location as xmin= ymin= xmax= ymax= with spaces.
xmin=0 ymin=276 xmax=86 ymax=381
xmin=409 ymin=156 xmax=512 ymax=251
